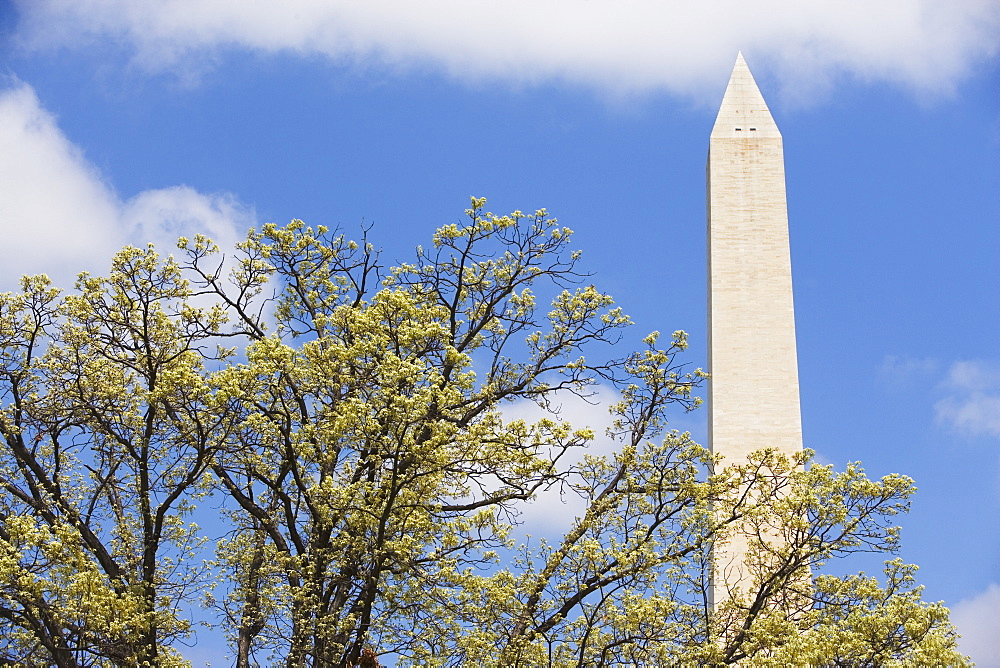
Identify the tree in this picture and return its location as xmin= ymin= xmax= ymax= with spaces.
xmin=0 ymin=253 xmax=226 ymax=666
xmin=0 ymin=199 xmax=967 ymax=666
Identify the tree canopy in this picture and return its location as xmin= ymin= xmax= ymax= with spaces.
xmin=0 ymin=199 xmax=967 ymax=666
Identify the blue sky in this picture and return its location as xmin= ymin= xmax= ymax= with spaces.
xmin=1 ymin=1 xmax=998 ymax=664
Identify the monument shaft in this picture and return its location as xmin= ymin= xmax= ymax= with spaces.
xmin=707 ymin=53 xmax=802 ymax=606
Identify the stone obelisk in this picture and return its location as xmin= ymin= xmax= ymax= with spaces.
xmin=707 ymin=53 xmax=802 ymax=607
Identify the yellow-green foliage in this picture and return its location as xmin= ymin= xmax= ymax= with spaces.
xmin=0 ymin=200 xmax=966 ymax=666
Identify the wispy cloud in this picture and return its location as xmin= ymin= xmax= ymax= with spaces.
xmin=0 ymin=80 xmax=254 ymax=289
xmin=950 ymin=583 xmax=1000 ymax=667
xmin=876 ymin=356 xmax=1000 ymax=441
xmin=877 ymin=354 xmax=941 ymax=388
xmin=12 ymin=1 xmax=1000 ymax=100
xmin=935 ymin=360 xmax=1000 ymax=439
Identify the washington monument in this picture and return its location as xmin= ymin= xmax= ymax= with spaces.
xmin=707 ymin=53 xmax=803 ymax=607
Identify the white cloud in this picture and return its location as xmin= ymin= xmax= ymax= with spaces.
xmin=0 ymin=80 xmax=255 ymax=290
xmin=935 ymin=360 xmax=1000 ymax=439
xmin=13 ymin=0 xmax=1000 ymax=99
xmin=0 ymin=82 xmax=122 ymax=286
xmin=498 ymin=384 xmax=707 ymax=540
xmin=502 ymin=385 xmax=629 ymax=538
xmin=123 ymin=186 xmax=247 ymax=261
xmin=950 ymin=583 xmax=1000 ymax=667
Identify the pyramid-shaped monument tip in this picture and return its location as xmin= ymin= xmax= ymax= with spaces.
xmin=711 ymin=52 xmax=779 ymax=138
